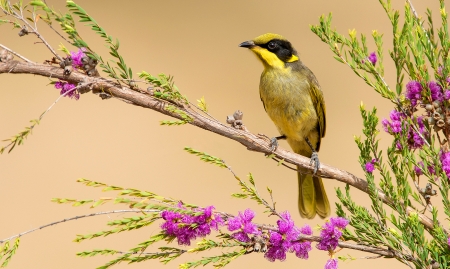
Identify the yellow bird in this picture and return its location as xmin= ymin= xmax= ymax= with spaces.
xmin=239 ymin=33 xmax=329 ymax=219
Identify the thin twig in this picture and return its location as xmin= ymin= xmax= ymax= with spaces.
xmin=406 ymin=0 xmax=419 ymax=20
xmin=40 ymin=0 xmax=71 ymax=44
xmin=221 ymin=159 xmax=283 ymax=219
xmin=114 ymin=250 xmax=186 ymax=256
xmin=0 ymin=44 xmax=33 ymax=63
xmin=0 ymin=209 xmax=159 ymax=244
xmin=359 ymin=254 xmax=383 ymax=259
xmin=5 ymin=0 xmax=62 ymax=61
xmin=1 ymin=82 xmax=92 ymax=153
xmin=221 ymin=214 xmax=399 ymax=259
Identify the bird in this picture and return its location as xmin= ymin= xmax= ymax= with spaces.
xmin=239 ymin=33 xmax=329 ymax=219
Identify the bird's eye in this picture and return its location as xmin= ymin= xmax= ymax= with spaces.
xmin=268 ymin=42 xmax=277 ymax=50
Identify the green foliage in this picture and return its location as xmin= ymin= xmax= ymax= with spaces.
xmin=47 ymin=175 xmax=254 ymax=268
xmin=73 ymin=215 xmax=158 ymax=243
xmin=161 ymin=105 xmax=193 ymax=126
xmin=197 ymin=96 xmax=208 ymax=113
xmin=314 ymin=1 xmax=450 ymax=267
xmin=0 ymin=19 xmax=21 ymax=28
xmin=52 ymin=178 xmax=198 ymax=210
xmin=231 ymin=173 xmax=278 ymax=216
xmin=179 ymin=250 xmax=246 ymax=269
xmin=184 ymin=147 xmax=227 ymax=168
xmin=0 ymin=119 xmax=39 ymax=154
xmin=0 ymin=239 xmax=19 ymax=267
xmin=139 ymin=71 xmax=188 ymax=103
xmin=77 ymin=249 xmax=120 ymax=257
xmin=311 ymin=13 xmax=394 ymax=100
xmin=187 ymin=238 xmax=244 ymax=253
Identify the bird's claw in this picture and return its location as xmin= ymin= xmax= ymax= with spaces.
xmin=310 ymin=152 xmax=320 ymax=174
xmin=270 ymin=137 xmax=279 ymax=152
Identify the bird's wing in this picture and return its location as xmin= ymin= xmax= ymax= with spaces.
xmin=309 ymin=77 xmax=326 ymax=140
xmin=260 ymin=95 xmax=267 ymax=112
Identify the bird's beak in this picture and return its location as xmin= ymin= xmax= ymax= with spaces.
xmin=239 ymin=40 xmax=255 ymax=48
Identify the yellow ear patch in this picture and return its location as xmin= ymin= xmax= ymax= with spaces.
xmin=286 ymin=54 xmax=299 ymax=62
xmin=250 ymin=47 xmax=286 ymax=69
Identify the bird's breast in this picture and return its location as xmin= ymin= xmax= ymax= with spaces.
xmin=259 ymin=69 xmax=318 ymax=142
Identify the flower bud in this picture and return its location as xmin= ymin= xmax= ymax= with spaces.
xmin=433 ymin=111 xmax=441 ymax=120
xmin=81 ymin=56 xmax=89 ymax=64
xmin=226 ymin=115 xmax=235 ymax=124
xmin=88 ymin=58 xmax=98 ymax=66
xmin=437 ymin=119 xmax=445 ymax=127
xmin=64 ymin=65 xmax=73 ymax=75
xmin=64 ymin=57 xmax=72 ymax=65
xmin=5 ymin=53 xmax=13 ymax=62
xmin=430 ymin=260 xmax=439 ymax=269
xmin=18 ymin=26 xmax=29 ymax=37
xmin=428 ymin=117 xmax=435 ymax=125
xmin=233 ymin=110 xmax=243 ymax=120
xmin=425 ymin=104 xmax=434 ymax=111
xmin=0 ymin=49 xmax=13 ymax=62
xmin=433 ymin=101 xmax=440 ymax=108
xmin=86 ymin=68 xmax=99 ymax=77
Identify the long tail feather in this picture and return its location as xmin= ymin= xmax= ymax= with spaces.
xmin=297 ymin=166 xmax=330 ymax=219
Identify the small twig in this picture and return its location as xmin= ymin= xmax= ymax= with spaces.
xmin=270 ymin=155 xmax=300 ymax=171
xmin=40 ymin=82 xmax=91 ymax=120
xmin=40 ymin=0 xmax=71 ymax=44
xmin=406 ymin=0 xmax=435 ymax=54
xmin=221 ymin=159 xmax=283 ymax=219
xmin=1 ymin=82 xmax=93 ymax=153
xmin=397 ymin=102 xmax=432 ymax=148
xmin=0 ymin=209 xmax=159 ymax=244
xmin=406 ymin=0 xmax=419 ymax=20
xmin=5 ymin=0 xmax=62 ymax=61
xmin=114 ymin=250 xmax=186 ymax=256
xmin=0 ymin=44 xmax=33 ymax=63
xmin=359 ymin=254 xmax=383 ymax=259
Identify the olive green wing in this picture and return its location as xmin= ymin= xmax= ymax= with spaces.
xmin=308 ymin=77 xmax=326 ymax=149
xmin=260 ymin=96 xmax=267 ymax=112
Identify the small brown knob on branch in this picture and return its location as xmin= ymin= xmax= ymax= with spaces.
xmin=226 ymin=110 xmax=247 ymax=131
xmin=0 ymin=49 xmax=14 ymax=62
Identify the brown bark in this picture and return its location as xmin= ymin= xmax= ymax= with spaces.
xmin=0 ymin=60 xmax=439 ymax=234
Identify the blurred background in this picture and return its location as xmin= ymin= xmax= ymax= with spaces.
xmin=0 ymin=0 xmax=442 ymax=268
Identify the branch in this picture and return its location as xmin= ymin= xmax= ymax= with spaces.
xmin=0 ymin=205 xmax=397 ymax=260
xmin=0 ymin=60 xmax=440 ymax=234
xmin=302 ymin=235 xmax=396 ymax=258
xmin=0 ymin=209 xmax=159 ymax=244
xmin=0 ymin=44 xmax=33 ymax=63
xmin=3 ymin=0 xmax=63 ymax=61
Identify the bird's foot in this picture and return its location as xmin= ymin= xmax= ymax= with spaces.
xmin=257 ymin=134 xmax=286 ymax=152
xmin=310 ymin=151 xmax=320 ymax=174
xmin=270 ymin=137 xmax=279 ymax=152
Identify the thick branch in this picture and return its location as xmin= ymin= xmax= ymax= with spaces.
xmin=0 ymin=61 xmax=439 ymax=234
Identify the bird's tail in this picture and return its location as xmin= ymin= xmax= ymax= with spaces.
xmin=297 ymin=166 xmax=330 ymax=219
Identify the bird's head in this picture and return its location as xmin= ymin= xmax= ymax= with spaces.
xmin=239 ymin=33 xmax=299 ymax=69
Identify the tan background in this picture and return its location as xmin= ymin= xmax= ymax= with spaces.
xmin=0 ymin=0 xmax=441 ymax=268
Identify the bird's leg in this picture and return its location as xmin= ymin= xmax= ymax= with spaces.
xmin=305 ymin=138 xmax=320 ymax=174
xmin=270 ymin=135 xmax=286 ymax=151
